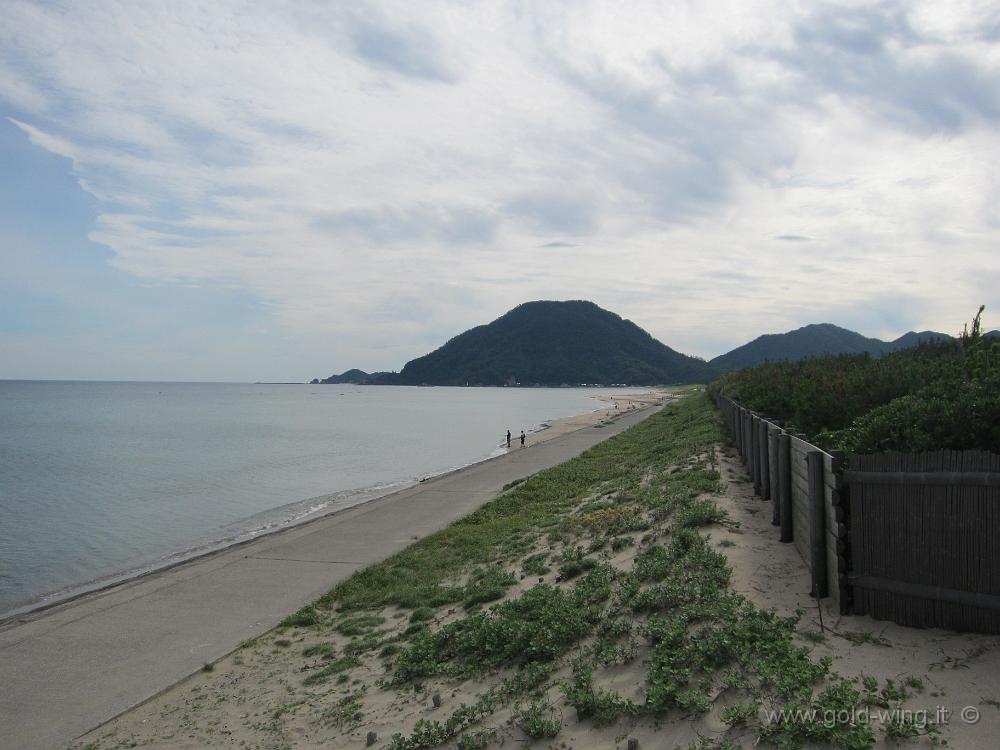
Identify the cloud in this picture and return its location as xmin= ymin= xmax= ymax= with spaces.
xmin=349 ymin=20 xmax=460 ymax=83
xmin=504 ymin=191 xmax=598 ymax=235
xmin=0 ymin=0 xmax=998 ymax=376
xmin=313 ymin=204 xmax=498 ymax=246
xmin=776 ymin=2 xmax=1000 ymax=134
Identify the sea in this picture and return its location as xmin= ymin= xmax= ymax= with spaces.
xmin=0 ymin=381 xmax=637 ymax=616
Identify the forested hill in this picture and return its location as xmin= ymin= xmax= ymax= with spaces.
xmin=313 ymin=311 xmax=990 ymax=385
xmin=709 ymin=323 xmax=954 ymax=372
xmin=395 ymin=301 xmax=716 ymax=386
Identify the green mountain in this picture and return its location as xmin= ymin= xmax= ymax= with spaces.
xmin=315 ymin=305 xmax=977 ymax=385
xmin=385 ymin=300 xmax=715 ymax=386
xmin=884 ymin=330 xmax=953 ymax=352
xmin=710 ymin=323 xmax=954 ymax=372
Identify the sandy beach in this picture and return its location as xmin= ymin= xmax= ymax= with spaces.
xmin=66 ymin=393 xmax=999 ymax=750
xmin=0 ymin=394 xmax=670 ymax=750
xmin=511 ymin=389 xmax=669 ymax=449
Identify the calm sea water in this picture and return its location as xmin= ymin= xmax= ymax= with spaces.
xmin=0 ymin=381 xmax=635 ymax=615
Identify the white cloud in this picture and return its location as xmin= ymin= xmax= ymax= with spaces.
xmin=2 ymin=0 xmax=999 ymax=374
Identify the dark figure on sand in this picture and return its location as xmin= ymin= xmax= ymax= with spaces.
xmin=506 ymin=430 xmax=511 ymax=448
xmin=520 ymin=430 xmax=525 ymax=446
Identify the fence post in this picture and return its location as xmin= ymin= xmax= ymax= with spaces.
xmin=829 ymin=449 xmax=851 ymax=614
xmin=769 ymin=427 xmax=781 ymax=526
xmin=743 ymin=410 xmax=751 ymax=466
xmin=751 ymin=415 xmax=762 ymax=495
xmin=743 ymin=411 xmax=753 ymax=470
xmin=807 ymin=450 xmax=828 ymax=598
xmin=735 ymin=405 xmax=743 ymax=455
xmin=735 ymin=407 xmax=742 ymax=456
xmin=740 ymin=407 xmax=750 ymax=464
xmin=778 ymin=432 xmax=792 ymax=542
xmin=758 ymin=419 xmax=770 ymax=500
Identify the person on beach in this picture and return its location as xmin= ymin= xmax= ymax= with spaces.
xmin=506 ymin=430 xmax=511 ymax=448
xmin=520 ymin=430 xmax=525 ymax=446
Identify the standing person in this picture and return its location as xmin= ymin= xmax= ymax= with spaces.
xmin=506 ymin=430 xmax=511 ymax=448
xmin=520 ymin=430 xmax=525 ymax=447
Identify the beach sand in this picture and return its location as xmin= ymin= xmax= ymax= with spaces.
xmin=515 ymin=389 xmax=671 ymax=449
xmin=73 ymin=401 xmax=998 ymax=750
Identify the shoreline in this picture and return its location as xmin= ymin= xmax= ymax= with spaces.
xmin=0 ymin=398 xmax=665 ymax=750
xmin=67 ymin=389 xmax=999 ymax=750
xmin=1 ymin=388 xmax=669 ymax=625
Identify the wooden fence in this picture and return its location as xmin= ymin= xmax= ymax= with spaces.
xmin=711 ymin=394 xmax=1000 ymax=634
xmin=847 ymin=451 xmax=1000 ymax=634
xmin=713 ymin=394 xmax=849 ymax=610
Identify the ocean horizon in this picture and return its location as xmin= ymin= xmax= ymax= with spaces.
xmin=0 ymin=380 xmax=638 ymax=616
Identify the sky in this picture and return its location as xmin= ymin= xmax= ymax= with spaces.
xmin=2 ymin=0 xmax=999 ymax=381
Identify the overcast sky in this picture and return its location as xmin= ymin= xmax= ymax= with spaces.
xmin=2 ymin=1 xmax=999 ymax=381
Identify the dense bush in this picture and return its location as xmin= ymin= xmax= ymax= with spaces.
xmin=710 ymin=312 xmax=1000 ymax=453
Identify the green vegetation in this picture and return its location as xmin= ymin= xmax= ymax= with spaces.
xmin=513 ymin=698 xmax=562 ymax=738
xmin=709 ymin=322 xmax=953 ymax=372
xmin=711 ymin=308 xmax=1000 ymax=452
xmin=521 ymin=552 xmax=550 ymax=576
xmin=336 ymin=614 xmax=385 ymax=636
xmin=554 ymin=545 xmax=598 ymax=579
xmin=562 ymin=658 xmax=639 ymax=726
xmin=462 ymin=567 xmax=517 ymax=609
xmin=301 ymin=655 xmax=362 ymax=686
xmin=272 ymin=395 xmax=933 ymax=748
xmin=409 ymin=607 xmax=434 ymax=623
xmin=302 ymin=642 xmax=335 ymax=659
xmin=280 ymin=604 xmax=319 ymax=628
xmin=392 ymin=582 xmax=598 ymax=681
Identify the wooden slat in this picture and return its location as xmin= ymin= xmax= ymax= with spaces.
xmin=779 ymin=432 xmax=793 ymax=543
xmin=794 ymin=537 xmax=810 ymax=567
xmin=823 ymin=453 xmax=834 ymax=475
xmin=791 ymin=458 xmax=810 ymax=486
xmin=845 ymin=471 xmax=1000 ymax=487
xmin=791 ymin=469 xmax=810 ymax=499
xmin=849 ymin=575 xmax=1000 ymax=612
xmin=826 ymin=541 xmax=840 ymax=604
